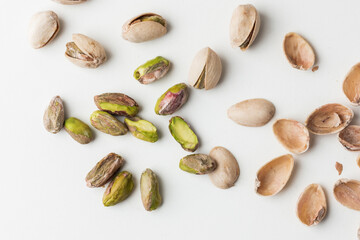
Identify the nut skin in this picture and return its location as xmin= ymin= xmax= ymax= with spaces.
xmin=169 ymin=116 xmax=199 ymax=152
xmin=90 ymin=110 xmax=128 ymax=136
xmin=85 ymin=153 xmax=125 ymax=188
xmin=140 ymin=169 xmax=162 ymax=211
xmin=134 ymin=56 xmax=170 ymax=84
xmin=53 ymin=0 xmax=87 ymax=4
xmin=124 ymin=117 xmax=158 ymax=143
xmin=102 ymin=171 xmax=134 ymax=207
xmin=155 ymin=83 xmax=189 ymax=115
xmin=179 ymin=154 xmax=217 ymax=175
xmin=94 ymin=93 xmax=139 ymax=117
xmin=64 ymin=117 xmax=93 ymax=144
xmin=43 ymin=96 xmax=64 ymax=134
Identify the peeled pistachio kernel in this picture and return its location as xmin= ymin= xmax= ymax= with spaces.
xmin=64 ymin=117 xmax=93 ymax=144
xmin=155 ymin=83 xmax=189 ymax=115
xmin=140 ymin=169 xmax=162 ymax=211
xmin=43 ymin=96 xmax=64 ymax=134
xmin=103 ymin=171 xmax=134 ymax=207
xmin=333 ymin=178 xmax=360 ymax=211
xmin=53 ymin=0 xmax=87 ymax=4
xmin=338 ymin=125 xmax=360 ymax=151
xmin=169 ymin=116 xmax=199 ymax=152
xmin=94 ymin=93 xmax=139 ymax=117
xmin=124 ymin=117 xmax=158 ymax=142
xmin=134 ymin=56 xmax=170 ymax=84
xmin=85 ymin=153 xmax=125 ymax=188
xmin=343 ymin=63 xmax=360 ymax=105
xmin=90 ymin=110 xmax=128 ymax=136
xmin=179 ymin=154 xmax=217 ymax=175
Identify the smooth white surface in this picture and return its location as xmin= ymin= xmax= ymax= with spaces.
xmin=1 ymin=0 xmax=360 ymax=239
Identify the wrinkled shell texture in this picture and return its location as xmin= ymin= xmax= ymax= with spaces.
xmin=28 ymin=11 xmax=59 ymax=49
xmin=343 ymin=63 xmax=360 ymax=105
xmin=43 ymin=96 xmax=64 ymax=134
xmin=333 ymin=179 xmax=360 ymax=211
xmin=338 ymin=125 xmax=360 ymax=151
xmin=53 ymin=0 xmax=87 ymax=4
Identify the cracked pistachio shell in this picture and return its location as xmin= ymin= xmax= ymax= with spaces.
xmin=85 ymin=153 xmax=125 ymax=188
xmin=283 ymin=32 xmax=315 ymax=70
xmin=255 ymin=154 xmax=294 ymax=196
xmin=228 ymin=98 xmax=275 ymax=127
xmin=338 ymin=125 xmax=360 ymax=151
xmin=188 ymin=47 xmax=222 ymax=90
xmin=134 ymin=56 xmax=170 ymax=84
xmin=122 ymin=13 xmax=167 ymax=43
xmin=140 ymin=169 xmax=162 ymax=211
xmin=64 ymin=117 xmax=93 ymax=144
xmin=103 ymin=171 xmax=134 ymax=207
xmin=53 ymin=0 xmax=87 ymax=4
xmin=43 ymin=96 xmax=64 ymax=134
xmin=209 ymin=147 xmax=239 ymax=189
xmin=155 ymin=83 xmax=189 ymax=115
xmin=94 ymin=93 xmax=139 ymax=117
xmin=180 ymin=154 xmax=217 ymax=175
xmin=343 ymin=63 xmax=360 ymax=105
xmin=124 ymin=117 xmax=158 ymax=142
xmin=273 ymin=119 xmax=310 ymax=154
xmin=169 ymin=116 xmax=199 ymax=152
xmin=297 ymin=184 xmax=327 ymax=226
xmin=65 ymin=34 xmax=107 ymax=68
xmin=333 ymin=179 xmax=360 ymax=211
xmin=28 ymin=11 xmax=60 ymax=49
xmin=305 ymin=103 xmax=354 ymax=135
xmin=229 ymin=4 xmax=260 ymax=50
xmin=90 ymin=110 xmax=128 ymax=136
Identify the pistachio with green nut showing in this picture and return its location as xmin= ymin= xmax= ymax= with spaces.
xmin=103 ymin=171 xmax=134 ymax=207
xmin=64 ymin=117 xmax=93 ymax=144
xmin=169 ymin=116 xmax=199 ymax=152
xmin=155 ymin=83 xmax=189 ymax=115
xmin=90 ymin=110 xmax=128 ymax=136
xmin=180 ymin=154 xmax=217 ymax=174
xmin=140 ymin=169 xmax=162 ymax=211
xmin=43 ymin=96 xmax=64 ymax=134
xmin=124 ymin=117 xmax=158 ymax=142
xmin=94 ymin=93 xmax=139 ymax=117
xmin=134 ymin=56 xmax=170 ymax=84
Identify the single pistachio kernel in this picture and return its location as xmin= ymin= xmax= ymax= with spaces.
xmin=43 ymin=96 xmax=65 ymax=134
xmin=155 ymin=83 xmax=189 ymax=115
xmin=94 ymin=93 xmax=139 ymax=117
xmin=134 ymin=56 xmax=170 ymax=84
xmin=64 ymin=117 xmax=93 ymax=144
xmin=90 ymin=110 xmax=128 ymax=136
xmin=124 ymin=117 xmax=158 ymax=142
xmin=140 ymin=169 xmax=162 ymax=211
xmin=169 ymin=116 xmax=199 ymax=152
xmin=180 ymin=154 xmax=217 ymax=175
xmin=102 ymin=171 xmax=134 ymax=207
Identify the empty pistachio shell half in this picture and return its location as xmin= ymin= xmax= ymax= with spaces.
xmin=155 ymin=83 xmax=189 ymax=115
xmin=180 ymin=154 xmax=217 ymax=175
xmin=124 ymin=117 xmax=158 ymax=143
xmin=103 ymin=171 xmax=134 ymax=207
xmin=64 ymin=117 xmax=93 ymax=144
xmin=297 ymin=184 xmax=327 ymax=226
xmin=134 ymin=56 xmax=170 ymax=84
xmin=188 ymin=47 xmax=222 ymax=90
xmin=65 ymin=34 xmax=107 ymax=68
xmin=140 ymin=169 xmax=162 ymax=211
xmin=305 ymin=103 xmax=354 ymax=135
xmin=229 ymin=4 xmax=260 ymax=50
xmin=169 ymin=116 xmax=199 ymax=152
xmin=255 ymin=154 xmax=294 ymax=196
xmin=343 ymin=63 xmax=360 ymax=105
xmin=43 ymin=96 xmax=64 ymax=134
xmin=338 ymin=125 xmax=360 ymax=151
xmin=227 ymin=98 xmax=275 ymax=127
xmin=335 ymin=162 xmax=343 ymax=175
xmin=273 ymin=119 xmax=310 ymax=154
xmin=333 ymin=178 xmax=360 ymax=211
xmin=122 ymin=13 xmax=167 ymax=43
xmin=90 ymin=110 xmax=128 ymax=136
xmin=94 ymin=93 xmax=139 ymax=117
xmin=28 ymin=11 xmax=60 ymax=49
xmin=53 ymin=0 xmax=87 ymax=4
xmin=283 ymin=32 xmax=315 ymax=70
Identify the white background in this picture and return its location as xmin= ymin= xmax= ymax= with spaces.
xmin=1 ymin=0 xmax=360 ymax=239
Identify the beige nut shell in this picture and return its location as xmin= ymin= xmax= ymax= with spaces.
xmin=338 ymin=125 xmax=360 ymax=151
xmin=333 ymin=178 xmax=360 ymax=211
xmin=343 ymin=63 xmax=360 ymax=105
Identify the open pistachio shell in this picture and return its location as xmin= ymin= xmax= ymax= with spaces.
xmin=297 ymin=184 xmax=327 ymax=226
xmin=343 ymin=63 xmax=360 ymax=105
xmin=283 ymin=32 xmax=315 ymax=70
xmin=255 ymin=154 xmax=294 ymax=196
xmin=305 ymin=103 xmax=354 ymax=135
xmin=273 ymin=119 xmax=310 ymax=154
xmin=229 ymin=4 xmax=260 ymax=50
xmin=338 ymin=125 xmax=360 ymax=151
xmin=333 ymin=179 xmax=360 ymax=211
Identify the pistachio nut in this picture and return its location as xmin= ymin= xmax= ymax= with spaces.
xmin=94 ymin=93 xmax=139 ymax=117
xmin=53 ymin=0 xmax=87 ymax=4
xmin=64 ymin=117 xmax=93 ymax=144
xmin=335 ymin=162 xmax=343 ymax=175
xmin=43 ymin=96 xmax=64 ymax=134
xmin=229 ymin=4 xmax=260 ymax=50
xmin=180 ymin=154 xmax=217 ymax=175
xmin=124 ymin=117 xmax=158 ymax=142
xmin=188 ymin=47 xmax=222 ymax=90
xmin=343 ymin=63 xmax=360 ymax=105
xmin=65 ymin=34 xmax=107 ymax=68
xmin=103 ymin=171 xmax=134 ymax=207
xmin=338 ymin=125 xmax=360 ymax=151
xmin=134 ymin=56 xmax=170 ymax=84
xmin=140 ymin=169 xmax=162 ymax=211
xmin=90 ymin=110 xmax=128 ymax=136
xmin=28 ymin=11 xmax=60 ymax=49
xmin=122 ymin=13 xmax=167 ymax=43
xmin=333 ymin=178 xmax=360 ymax=211
xmin=155 ymin=83 xmax=189 ymax=115
xmin=85 ymin=153 xmax=125 ymax=188
xmin=169 ymin=116 xmax=199 ymax=152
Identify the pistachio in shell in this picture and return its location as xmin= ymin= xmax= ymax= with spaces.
xmin=273 ymin=119 xmax=310 ymax=154
xmin=140 ymin=169 xmax=162 ymax=211
xmin=103 ymin=171 xmax=134 ymax=207
xmin=43 ymin=96 xmax=64 ymax=134
xmin=188 ymin=47 xmax=222 ymax=90
xmin=64 ymin=117 xmax=93 ymax=144
xmin=124 ymin=117 xmax=158 ymax=143
xmin=305 ymin=103 xmax=354 ymax=135
xmin=134 ymin=56 xmax=170 ymax=84
xmin=169 ymin=116 xmax=198 ymax=152
xmin=155 ymin=83 xmax=189 ymax=115
xmin=338 ymin=125 xmax=360 ymax=151
xmin=65 ymin=34 xmax=107 ymax=68
xmin=90 ymin=110 xmax=128 ymax=136
xmin=227 ymin=98 xmax=275 ymax=127
xmin=229 ymin=4 xmax=260 ymax=50
xmin=343 ymin=63 xmax=360 ymax=105
xmin=94 ymin=93 xmax=139 ymax=117
xmin=122 ymin=13 xmax=167 ymax=43
xmin=179 ymin=154 xmax=217 ymax=175
xmin=333 ymin=178 xmax=360 ymax=211
xmin=283 ymin=32 xmax=315 ymax=70
xmin=52 ymin=0 xmax=87 ymax=4
xmin=296 ymin=184 xmax=327 ymax=226
xmin=255 ymin=154 xmax=294 ymax=196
